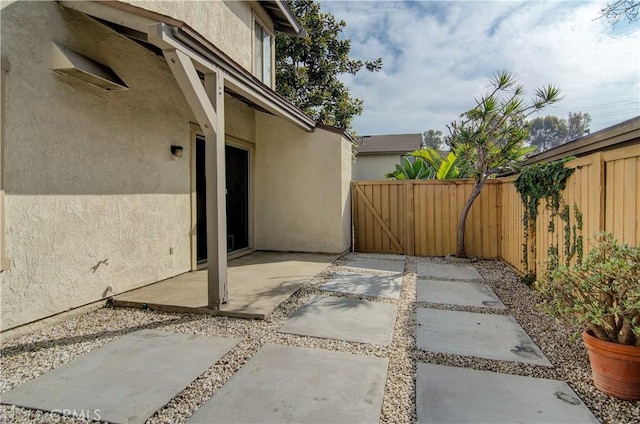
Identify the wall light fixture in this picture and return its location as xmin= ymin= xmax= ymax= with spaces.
xmin=171 ymin=145 xmax=184 ymax=158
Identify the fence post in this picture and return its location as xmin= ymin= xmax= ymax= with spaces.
xmin=405 ymin=180 xmax=415 ymax=256
xmin=496 ymin=180 xmax=503 ymax=260
xmin=351 ymin=181 xmax=357 ymax=252
xmin=592 ymin=152 xmax=605 ymax=233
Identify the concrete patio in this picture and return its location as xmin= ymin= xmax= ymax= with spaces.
xmin=113 ymin=251 xmax=338 ymax=319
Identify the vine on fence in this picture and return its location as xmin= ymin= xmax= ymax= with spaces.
xmin=514 ymin=157 xmax=576 ymax=280
xmin=546 ymin=201 xmax=584 ymax=274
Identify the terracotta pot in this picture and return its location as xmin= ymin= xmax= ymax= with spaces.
xmin=582 ymin=330 xmax=640 ymax=400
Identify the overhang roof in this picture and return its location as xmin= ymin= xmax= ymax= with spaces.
xmin=357 ymin=133 xmax=423 ymax=154
xmin=58 ymin=0 xmax=316 ymax=131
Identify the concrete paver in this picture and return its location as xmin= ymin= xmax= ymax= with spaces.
xmin=1 ymin=330 xmax=239 ymax=424
xmin=416 ymin=363 xmax=599 ymax=423
xmin=416 ymin=308 xmax=551 ymax=366
xmin=188 ymin=344 xmax=388 ymax=423
xmin=417 ymin=279 xmax=505 ymax=309
xmin=417 ymin=263 xmax=482 ymax=280
xmin=343 ymin=258 xmax=405 ymax=274
xmin=350 ymin=253 xmax=406 ymax=261
xmin=279 ymin=295 xmax=398 ymax=346
xmin=321 ymin=271 xmax=403 ymax=299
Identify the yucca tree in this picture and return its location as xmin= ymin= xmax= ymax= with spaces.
xmin=448 ymin=71 xmax=562 ymax=258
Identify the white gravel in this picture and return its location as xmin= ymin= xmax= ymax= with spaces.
xmin=1 ymin=253 xmax=638 ymax=424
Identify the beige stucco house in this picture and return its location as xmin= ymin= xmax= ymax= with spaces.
xmin=353 ymin=133 xmax=423 ymax=180
xmin=0 ymin=0 xmax=353 ymax=332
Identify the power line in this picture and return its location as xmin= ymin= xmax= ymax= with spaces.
xmin=550 ymin=105 xmax=638 ymax=116
xmin=548 ymin=100 xmax=639 ymax=115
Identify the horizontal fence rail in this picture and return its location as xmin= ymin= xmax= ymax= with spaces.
xmin=352 ymin=144 xmax=640 ymax=276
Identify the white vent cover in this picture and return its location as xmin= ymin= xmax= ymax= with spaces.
xmin=51 ymin=42 xmax=128 ymax=91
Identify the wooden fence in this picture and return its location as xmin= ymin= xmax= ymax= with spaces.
xmin=352 ymin=180 xmax=502 ymax=258
xmin=352 ymin=144 xmax=640 ymax=276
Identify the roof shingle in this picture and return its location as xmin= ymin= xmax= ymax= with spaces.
xmin=357 ymin=133 xmax=423 ymax=154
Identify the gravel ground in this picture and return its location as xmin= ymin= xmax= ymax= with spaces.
xmin=1 ymin=253 xmax=639 ymax=423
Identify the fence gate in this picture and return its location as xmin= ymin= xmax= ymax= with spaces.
xmin=351 ymin=182 xmax=413 ymax=255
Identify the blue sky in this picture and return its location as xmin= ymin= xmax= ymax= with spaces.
xmin=319 ymin=0 xmax=640 ymax=136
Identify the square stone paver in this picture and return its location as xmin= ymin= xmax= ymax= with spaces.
xmin=416 ymin=308 xmax=551 ymax=366
xmin=279 ymin=295 xmax=398 ymax=346
xmin=417 ymin=363 xmax=599 ymax=423
xmin=188 ymin=344 xmax=388 ymax=423
xmin=417 ymin=279 xmax=505 ymax=309
xmin=417 ymin=263 xmax=482 ymax=280
xmin=0 ymin=330 xmax=240 ymax=424
xmin=350 ymin=253 xmax=406 ymax=261
xmin=343 ymin=258 xmax=405 ymax=274
xmin=321 ymin=271 xmax=403 ymax=299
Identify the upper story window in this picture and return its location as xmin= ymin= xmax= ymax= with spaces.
xmin=254 ymin=20 xmax=272 ymax=86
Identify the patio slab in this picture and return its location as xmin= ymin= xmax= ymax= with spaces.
xmin=416 ymin=363 xmax=599 ymax=423
xmin=416 ymin=308 xmax=551 ymax=366
xmin=417 ymin=263 xmax=482 ymax=280
xmin=321 ymin=271 xmax=403 ymax=299
xmin=343 ymin=258 xmax=405 ymax=274
xmin=188 ymin=344 xmax=388 ymax=423
xmin=114 ymin=251 xmax=338 ymax=319
xmin=279 ymin=295 xmax=398 ymax=346
xmin=416 ymin=279 xmax=505 ymax=309
xmin=350 ymin=253 xmax=406 ymax=261
xmin=0 ymin=330 xmax=239 ymax=424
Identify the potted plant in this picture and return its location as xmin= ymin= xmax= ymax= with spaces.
xmin=535 ymin=232 xmax=640 ymax=400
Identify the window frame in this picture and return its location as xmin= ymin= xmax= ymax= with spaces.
xmin=253 ymin=17 xmax=274 ymax=87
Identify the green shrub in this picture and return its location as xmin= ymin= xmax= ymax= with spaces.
xmin=534 ymin=232 xmax=640 ymax=345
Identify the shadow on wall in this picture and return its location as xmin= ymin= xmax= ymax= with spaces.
xmin=2 ymin=2 xmax=192 ymax=197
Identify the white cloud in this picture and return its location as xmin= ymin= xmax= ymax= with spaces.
xmin=320 ymin=0 xmax=640 ymax=135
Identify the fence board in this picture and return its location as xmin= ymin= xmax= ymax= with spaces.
xmin=499 ymin=177 xmax=529 ymax=274
xmin=604 ymin=146 xmax=640 ymax=245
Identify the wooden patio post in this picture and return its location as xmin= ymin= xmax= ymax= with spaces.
xmin=160 ymin=46 xmax=228 ymax=309
xmin=204 ymin=72 xmax=228 ymax=306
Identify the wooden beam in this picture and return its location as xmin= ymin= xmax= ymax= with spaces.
xmin=160 ymin=48 xmax=227 ymax=308
xmin=162 ymin=49 xmax=216 ymax=135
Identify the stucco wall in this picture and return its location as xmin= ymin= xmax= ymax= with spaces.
xmin=125 ymin=0 xmax=274 ymax=77
xmin=254 ymin=113 xmax=351 ymax=253
xmin=352 ymin=154 xmax=402 ymax=181
xmin=225 ymin=95 xmax=256 ymax=143
xmin=0 ymin=2 xmax=198 ymax=331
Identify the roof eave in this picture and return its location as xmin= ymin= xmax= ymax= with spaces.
xmin=315 ymin=122 xmax=355 ymax=143
xmin=57 ymin=0 xmax=315 ymax=132
xmin=259 ymin=0 xmax=306 ymax=37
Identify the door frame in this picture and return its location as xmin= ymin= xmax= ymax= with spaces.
xmin=190 ymin=125 xmax=255 ymax=271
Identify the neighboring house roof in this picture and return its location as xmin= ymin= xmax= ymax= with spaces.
xmin=357 ymin=133 xmax=423 ymax=154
